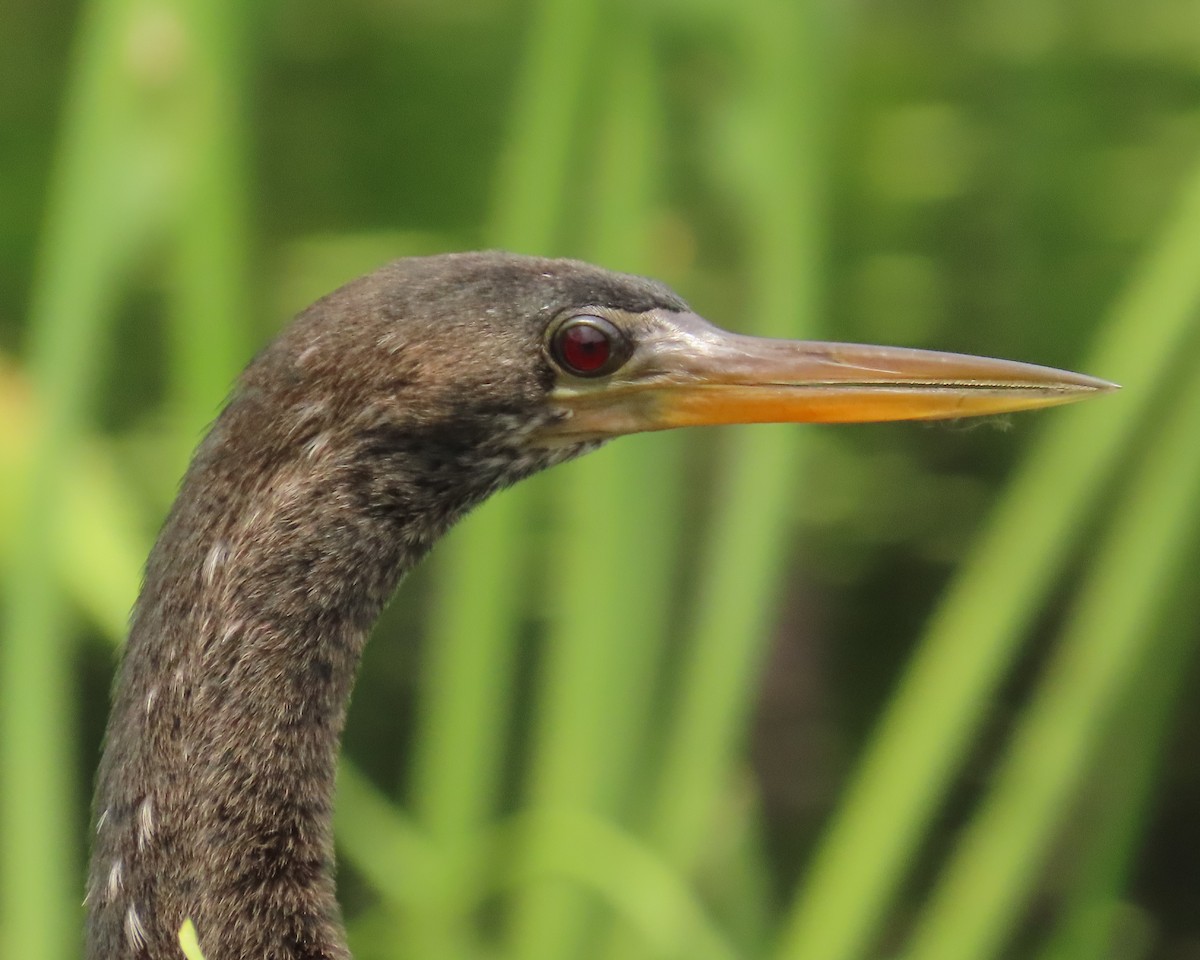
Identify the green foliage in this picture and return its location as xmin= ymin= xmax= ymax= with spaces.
xmin=1 ymin=1 xmax=1198 ymax=959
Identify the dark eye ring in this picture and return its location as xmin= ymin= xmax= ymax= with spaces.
xmin=546 ymin=313 xmax=632 ymax=378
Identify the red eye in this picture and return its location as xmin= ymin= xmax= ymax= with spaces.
xmin=548 ymin=314 xmax=630 ymax=378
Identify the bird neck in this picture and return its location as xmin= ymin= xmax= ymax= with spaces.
xmin=85 ymin=409 xmax=487 ymax=960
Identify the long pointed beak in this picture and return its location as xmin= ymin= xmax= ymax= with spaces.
xmin=540 ymin=311 xmax=1117 ymax=442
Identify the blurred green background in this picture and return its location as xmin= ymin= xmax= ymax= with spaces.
xmin=2 ymin=0 xmax=1199 ymax=958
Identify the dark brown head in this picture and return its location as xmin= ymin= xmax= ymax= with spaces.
xmin=188 ymin=253 xmax=690 ymax=538
xmin=210 ymin=249 xmax=1113 ymax=513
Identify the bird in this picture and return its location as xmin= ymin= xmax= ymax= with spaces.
xmin=84 ymin=251 xmax=1114 ymax=960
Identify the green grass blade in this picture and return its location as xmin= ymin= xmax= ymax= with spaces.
xmin=0 ymin=375 xmax=146 ymax=646
xmin=336 ymin=760 xmax=437 ymax=909
xmin=0 ymin=0 xmax=162 ymax=955
xmin=645 ymin=0 xmax=833 ymax=875
xmin=500 ymin=809 xmax=742 ymax=960
xmin=1035 ymin=587 xmax=1199 ymax=960
xmin=178 ymin=918 xmax=207 ymax=960
xmin=592 ymin=3 xmax=837 ymax=960
xmin=774 ymin=153 xmax=1200 ymax=960
xmin=505 ymin=17 xmax=674 ymax=960
xmin=57 ymin=440 xmax=149 ymax=645
xmin=485 ymin=0 xmax=602 ymax=257
xmin=405 ymin=491 xmax=532 ymax=959
xmin=405 ymin=1 xmax=602 ymax=955
xmin=899 ymin=315 xmax=1200 ymax=960
xmin=168 ymin=0 xmax=253 ymax=440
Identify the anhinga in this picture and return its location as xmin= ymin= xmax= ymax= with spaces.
xmin=85 ymin=252 xmax=1113 ymax=960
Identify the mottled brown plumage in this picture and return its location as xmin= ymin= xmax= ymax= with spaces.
xmin=86 ymin=251 xmax=1110 ymax=960
xmin=86 ymin=254 xmax=687 ymax=960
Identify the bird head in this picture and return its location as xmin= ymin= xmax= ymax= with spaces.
xmin=226 ymin=251 xmax=1113 ymax=514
